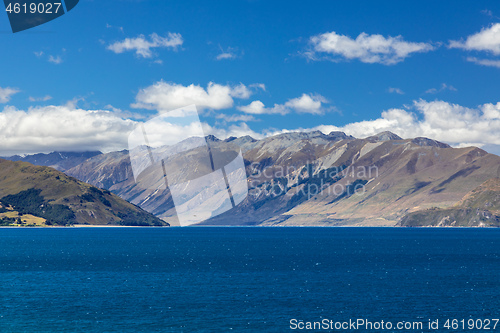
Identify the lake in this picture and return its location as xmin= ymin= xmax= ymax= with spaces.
xmin=0 ymin=227 xmax=499 ymax=332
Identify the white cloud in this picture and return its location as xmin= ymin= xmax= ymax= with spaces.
xmin=216 ymin=113 xmax=257 ymax=122
xmin=48 ymin=55 xmax=63 ymax=64
xmin=4 ymin=98 xmax=500 ymax=156
xmin=238 ymin=101 xmax=280 ymax=115
xmin=0 ymin=100 xmax=264 ymax=155
xmin=449 ymin=23 xmax=500 ymax=54
xmin=285 ymin=94 xmax=328 ymax=114
xmin=238 ymin=93 xmax=329 ymax=115
xmin=202 ymin=122 xmax=264 ymax=141
xmin=215 ymin=46 xmax=241 ymax=60
xmin=64 ymin=97 xmax=85 ymax=109
xmin=35 ymin=50 xmax=64 ymax=64
xmin=306 ymin=31 xmax=434 ymax=65
xmin=449 ymin=24 xmax=500 ymax=67
xmin=0 ymin=105 xmax=137 ymax=155
xmin=273 ymin=99 xmax=500 ymax=152
xmin=132 ymin=120 xmax=265 ymax=149
xmin=29 ymin=95 xmax=52 ymax=102
xmin=216 ymin=52 xmax=236 ymax=60
xmin=103 ymin=104 xmax=149 ymax=120
xmin=230 ymin=83 xmax=253 ymax=99
xmin=249 ymin=83 xmax=266 ymax=91
xmin=425 ymin=83 xmax=457 ymax=94
xmin=388 ymin=87 xmax=404 ymax=95
xmin=131 ymin=81 xmax=256 ymax=112
xmin=107 ymin=33 xmax=183 ymax=58
xmin=0 ymin=87 xmax=20 ymax=103
xmin=466 ymin=56 xmax=500 ymax=68
xmin=481 ymin=9 xmax=493 ymax=17
xmin=215 ymin=45 xmax=243 ymax=60
xmin=106 ymin=23 xmax=124 ymax=33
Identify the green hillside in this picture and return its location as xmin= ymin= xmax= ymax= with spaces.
xmin=0 ymin=159 xmax=168 ymax=227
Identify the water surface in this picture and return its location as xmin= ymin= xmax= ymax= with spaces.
xmin=0 ymin=227 xmax=499 ymax=332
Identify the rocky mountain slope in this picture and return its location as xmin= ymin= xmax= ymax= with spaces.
xmin=399 ymin=178 xmax=500 ymax=227
xmin=60 ymin=131 xmax=500 ymax=227
xmin=0 ymin=159 xmax=167 ymax=226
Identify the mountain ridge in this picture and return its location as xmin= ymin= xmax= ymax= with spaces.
xmin=10 ymin=131 xmax=499 ymax=227
xmin=2 ymin=151 xmax=102 ymax=172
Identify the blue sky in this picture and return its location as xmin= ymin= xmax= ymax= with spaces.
xmin=1 ymin=0 xmax=500 ymax=155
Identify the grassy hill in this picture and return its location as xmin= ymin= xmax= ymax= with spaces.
xmin=0 ymin=159 xmax=168 ymax=227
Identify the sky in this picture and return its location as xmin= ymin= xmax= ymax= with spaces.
xmin=1 ymin=0 xmax=500 ymax=155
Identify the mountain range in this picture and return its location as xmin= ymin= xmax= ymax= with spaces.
xmin=4 ymin=130 xmax=500 ymax=227
xmin=2 ymin=151 xmax=102 ymax=171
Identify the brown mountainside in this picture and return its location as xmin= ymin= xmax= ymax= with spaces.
xmin=58 ymin=131 xmax=500 ymax=226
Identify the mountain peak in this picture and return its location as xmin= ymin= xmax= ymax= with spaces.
xmin=61 ymin=129 xmax=499 ymax=227
xmin=273 ymin=131 xmax=325 ymax=141
xmin=327 ymin=131 xmax=354 ymax=141
xmin=411 ymin=137 xmax=451 ymax=148
xmin=366 ymin=131 xmax=402 ymax=141
xmin=224 ymin=135 xmax=257 ymax=144
xmin=205 ymin=135 xmax=221 ymax=142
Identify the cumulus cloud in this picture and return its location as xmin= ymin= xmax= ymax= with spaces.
xmin=0 ymin=105 xmax=136 ymax=155
xmin=48 ymin=55 xmax=63 ymax=64
xmin=216 ymin=52 xmax=236 ymax=60
xmin=0 ymin=102 xmax=261 ymax=155
xmin=274 ymin=99 xmax=500 ymax=153
xmin=107 ymin=33 xmax=183 ymax=58
xmin=306 ymin=31 xmax=434 ymax=65
xmin=388 ymin=87 xmax=404 ymax=95
xmin=449 ymin=23 xmax=500 ymax=54
xmin=249 ymin=83 xmax=266 ymax=91
xmin=238 ymin=93 xmax=329 ymax=115
xmin=215 ymin=46 xmax=241 ymax=60
xmin=424 ymin=83 xmax=457 ymax=94
xmin=466 ymin=56 xmax=500 ymax=68
xmin=131 ymin=81 xmax=256 ymax=112
xmin=230 ymin=83 xmax=253 ymax=99
xmin=0 ymin=87 xmax=20 ymax=103
xmin=215 ymin=113 xmax=257 ymax=122
xmin=4 ymin=98 xmax=500 ymax=156
xmin=286 ymin=94 xmax=328 ymax=114
xmin=238 ymin=101 xmax=278 ymax=115
xmin=29 ymin=95 xmax=52 ymax=102
xmin=450 ymin=23 xmax=500 ymax=68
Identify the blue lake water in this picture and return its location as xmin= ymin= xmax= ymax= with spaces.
xmin=0 ymin=227 xmax=499 ymax=332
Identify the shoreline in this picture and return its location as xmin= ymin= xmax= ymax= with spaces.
xmin=0 ymin=225 xmax=499 ymax=229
